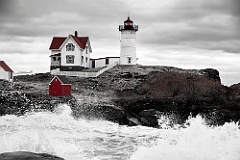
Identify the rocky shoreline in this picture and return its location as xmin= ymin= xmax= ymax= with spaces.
xmin=1 ymin=65 xmax=240 ymax=128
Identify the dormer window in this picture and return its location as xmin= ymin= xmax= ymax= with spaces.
xmin=66 ymin=43 xmax=75 ymax=51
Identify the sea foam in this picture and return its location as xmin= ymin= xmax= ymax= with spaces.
xmin=0 ymin=104 xmax=239 ymax=160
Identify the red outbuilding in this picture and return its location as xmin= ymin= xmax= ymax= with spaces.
xmin=49 ymin=75 xmax=72 ymax=96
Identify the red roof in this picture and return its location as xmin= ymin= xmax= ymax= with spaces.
xmin=0 ymin=61 xmax=13 ymax=72
xmin=49 ymin=75 xmax=71 ymax=85
xmin=50 ymin=53 xmax=61 ymax=57
xmin=49 ymin=35 xmax=89 ymax=50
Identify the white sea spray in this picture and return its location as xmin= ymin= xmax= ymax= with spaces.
xmin=0 ymin=104 xmax=239 ymax=160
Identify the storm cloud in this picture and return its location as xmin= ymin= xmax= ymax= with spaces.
xmin=0 ymin=0 xmax=239 ymax=85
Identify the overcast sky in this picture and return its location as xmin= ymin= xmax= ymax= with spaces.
xmin=0 ymin=0 xmax=240 ymax=86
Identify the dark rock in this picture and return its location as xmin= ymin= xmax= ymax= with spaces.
xmin=139 ymin=109 xmax=160 ymax=127
xmin=200 ymin=68 xmax=221 ymax=82
xmin=229 ymin=83 xmax=240 ymax=100
xmin=0 ymin=151 xmax=64 ymax=160
xmin=139 ymin=109 xmax=161 ymax=117
xmin=72 ymin=104 xmax=129 ymax=125
xmin=203 ymin=108 xmax=240 ymax=126
xmin=114 ymin=68 xmax=233 ymax=127
xmin=2 ymin=65 xmax=240 ymax=128
xmin=127 ymin=117 xmax=141 ymax=126
xmin=140 ymin=117 xmax=159 ymax=127
xmin=120 ymin=72 xmax=134 ymax=79
xmin=100 ymin=105 xmax=128 ymax=124
xmin=0 ymin=91 xmax=74 ymax=116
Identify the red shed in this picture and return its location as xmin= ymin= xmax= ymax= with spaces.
xmin=49 ymin=75 xmax=72 ymax=96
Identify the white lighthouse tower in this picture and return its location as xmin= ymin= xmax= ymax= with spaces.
xmin=119 ymin=17 xmax=138 ymax=65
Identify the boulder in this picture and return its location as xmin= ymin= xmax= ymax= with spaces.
xmin=200 ymin=68 xmax=221 ymax=81
xmin=140 ymin=117 xmax=159 ymax=127
xmin=139 ymin=109 xmax=161 ymax=117
xmin=139 ymin=109 xmax=160 ymax=127
xmin=127 ymin=117 xmax=141 ymax=126
xmin=0 ymin=151 xmax=64 ymax=160
xmin=120 ymin=72 xmax=134 ymax=79
xmin=72 ymin=104 xmax=129 ymax=125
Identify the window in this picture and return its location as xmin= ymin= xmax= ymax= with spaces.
xmin=127 ymin=57 xmax=132 ymax=64
xmin=86 ymin=46 xmax=88 ymax=54
xmin=66 ymin=55 xmax=74 ymax=64
xmin=81 ymin=56 xmax=84 ymax=64
xmin=105 ymin=58 xmax=109 ymax=65
xmin=10 ymin=72 xmax=13 ymax=79
xmin=85 ymin=57 xmax=88 ymax=63
xmin=66 ymin=43 xmax=75 ymax=51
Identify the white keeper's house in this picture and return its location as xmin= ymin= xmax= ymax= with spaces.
xmin=49 ymin=17 xmax=138 ymax=76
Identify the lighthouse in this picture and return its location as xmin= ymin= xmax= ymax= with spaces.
xmin=119 ymin=17 xmax=138 ymax=65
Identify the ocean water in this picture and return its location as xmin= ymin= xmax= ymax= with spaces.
xmin=0 ymin=104 xmax=239 ymax=160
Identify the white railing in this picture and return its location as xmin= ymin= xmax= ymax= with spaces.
xmin=51 ymin=62 xmax=118 ymax=77
xmin=96 ymin=62 xmax=118 ymax=77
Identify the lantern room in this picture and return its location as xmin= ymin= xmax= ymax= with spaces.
xmin=119 ymin=17 xmax=138 ymax=31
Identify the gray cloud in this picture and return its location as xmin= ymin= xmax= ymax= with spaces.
xmin=0 ymin=0 xmax=16 ymax=15
xmin=0 ymin=0 xmax=239 ymax=55
xmin=135 ymin=0 xmax=240 ymax=53
xmin=0 ymin=0 xmax=126 ymax=37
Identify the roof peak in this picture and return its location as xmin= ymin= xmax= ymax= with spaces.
xmin=125 ymin=16 xmax=133 ymax=22
xmin=0 ymin=61 xmax=13 ymax=72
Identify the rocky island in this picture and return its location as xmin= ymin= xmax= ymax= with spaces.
xmin=1 ymin=65 xmax=240 ymax=128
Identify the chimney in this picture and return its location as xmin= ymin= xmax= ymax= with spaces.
xmin=75 ymin=31 xmax=78 ymax=37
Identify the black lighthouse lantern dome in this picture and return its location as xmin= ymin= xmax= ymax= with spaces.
xmin=124 ymin=17 xmax=133 ymax=26
xmin=119 ymin=16 xmax=138 ymax=31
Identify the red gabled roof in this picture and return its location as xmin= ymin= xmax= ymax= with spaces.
xmin=49 ymin=37 xmax=66 ymax=50
xmin=50 ymin=53 xmax=61 ymax=57
xmin=49 ymin=35 xmax=89 ymax=50
xmin=49 ymin=75 xmax=71 ymax=85
xmin=71 ymin=36 xmax=88 ymax=49
xmin=0 ymin=61 xmax=13 ymax=72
